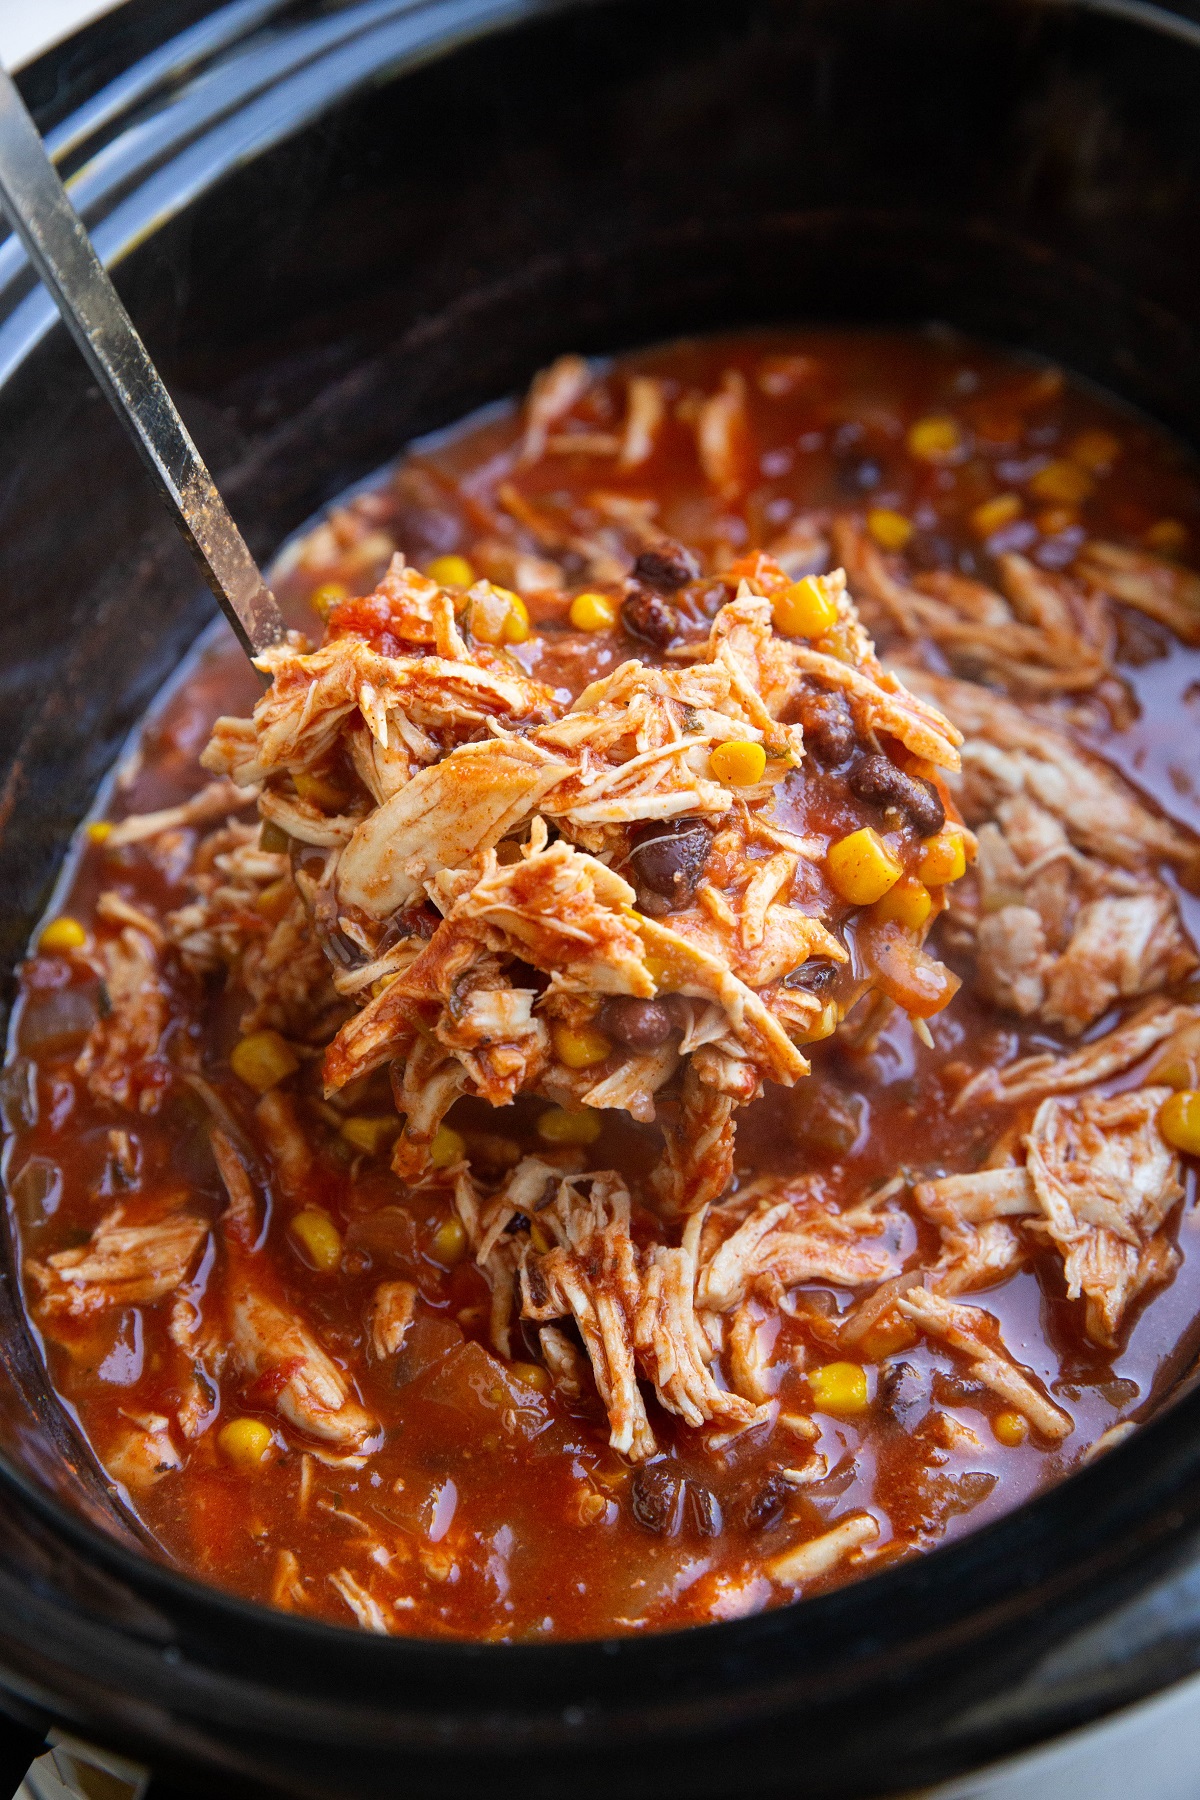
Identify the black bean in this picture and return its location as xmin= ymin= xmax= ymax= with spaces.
xmin=600 ymin=996 xmax=674 ymax=1053
xmin=621 ymin=586 xmax=677 ymax=647
xmin=738 ymin=1472 xmax=790 ymax=1533
xmin=687 ymin=1480 xmax=723 ymax=1537
xmin=794 ymin=690 xmax=857 ymax=767
xmin=630 ymin=1463 xmax=685 ymax=1535
xmin=849 ymin=753 xmax=946 ymax=837
xmin=628 ymin=819 xmax=712 ymax=908
xmin=785 ymin=958 xmax=840 ymax=995
xmin=878 ymin=1360 xmax=927 ymax=1425
xmin=908 ymin=532 xmax=955 ymax=572
xmin=634 ymin=544 xmax=701 ymax=593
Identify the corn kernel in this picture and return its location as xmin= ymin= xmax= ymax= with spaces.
xmin=536 ymin=1106 xmax=603 ymax=1146
xmin=797 ymin=1000 xmax=839 ymax=1044
xmin=38 ymin=916 xmax=87 ymax=953
xmin=256 ymin=876 xmax=293 ymax=922
xmin=85 ymin=820 xmax=113 ymax=845
xmin=808 ymin=1361 xmax=870 ymax=1417
xmin=1037 ymin=506 xmax=1078 ymax=536
xmin=1146 ymin=518 xmax=1189 ymax=557
xmin=872 ymin=875 xmax=932 ymax=931
xmin=230 ymin=1029 xmax=299 ymax=1093
xmin=642 ymin=950 xmax=675 ymax=994
xmin=569 ymin=591 xmax=618 ymax=631
xmin=218 ymin=1418 xmax=273 ymax=1470
xmin=1160 ymin=1089 xmax=1200 ymax=1156
xmin=311 ymin=580 xmax=349 ymax=620
xmin=425 ymin=554 xmax=476 ymax=588
xmin=907 ymin=414 xmax=963 ymax=462
xmin=290 ymin=1208 xmax=342 ymax=1272
xmin=509 ymin=1361 xmax=552 ymax=1394
xmin=340 ymin=1115 xmax=398 ymax=1155
xmin=293 ymin=770 xmax=348 ymax=811
xmin=502 ymin=592 xmax=532 ymax=643
xmin=970 ymin=492 xmax=1022 ymax=538
xmin=429 ymin=1125 xmax=466 ymax=1169
xmin=858 ymin=1316 xmax=919 ymax=1362
xmin=529 ymin=1218 xmax=553 ymax=1253
xmin=710 ymin=740 xmax=767 ymax=787
xmin=866 ymin=508 xmax=913 ymax=551
xmin=431 ymin=1215 xmax=468 ymax=1264
xmin=552 ymin=1021 xmax=612 ymax=1070
xmin=1029 ymin=459 xmax=1093 ymax=505
xmin=1070 ymin=428 xmax=1120 ymax=473
xmin=826 ymin=827 xmax=902 ymax=906
xmin=992 ymin=1409 xmax=1029 ymax=1448
xmin=919 ymin=830 xmax=967 ymax=887
xmin=260 ymin=821 xmax=290 ymax=854
xmin=772 ymin=574 xmax=838 ymax=638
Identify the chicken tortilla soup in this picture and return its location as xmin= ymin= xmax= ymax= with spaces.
xmin=6 ymin=328 xmax=1200 ymax=1639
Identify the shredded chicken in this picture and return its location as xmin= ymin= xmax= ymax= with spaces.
xmin=954 ymin=1000 xmax=1200 ymax=1111
xmin=74 ymin=924 xmax=171 ymax=1112
xmin=896 ymin=1289 xmax=1073 ymax=1440
xmin=765 ymin=1512 xmax=880 ymax=1587
xmin=27 ymin=1201 xmax=208 ymax=1318
xmin=1076 ymin=540 xmax=1200 ymax=644
xmin=1026 ymin=1088 xmax=1183 ymax=1345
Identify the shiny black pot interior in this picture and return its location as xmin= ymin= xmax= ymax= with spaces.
xmin=6 ymin=1 xmax=1200 ymax=1795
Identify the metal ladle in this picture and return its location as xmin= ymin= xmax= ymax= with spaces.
xmin=0 ymin=67 xmax=286 ymax=662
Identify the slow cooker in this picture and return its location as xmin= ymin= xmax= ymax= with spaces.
xmin=5 ymin=1 xmax=1200 ymax=1794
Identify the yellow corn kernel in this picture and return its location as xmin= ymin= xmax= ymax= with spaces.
xmin=509 ymin=1361 xmax=553 ymax=1394
xmin=772 ymin=574 xmax=838 ymax=638
xmin=529 ymin=1218 xmax=554 ymax=1254
xmin=710 ymin=740 xmax=767 ymax=787
xmin=370 ymin=973 xmax=398 ymax=999
xmin=431 ymin=1215 xmax=469 ymax=1265
xmin=1028 ymin=459 xmax=1093 ymax=505
xmin=918 ymin=829 xmax=967 ymax=887
xmin=907 ymin=414 xmax=962 ymax=462
xmin=1036 ymin=506 xmax=1078 ymax=536
xmin=230 ymin=1029 xmax=299 ymax=1093
xmin=293 ymin=770 xmax=348 ymax=811
xmin=1160 ymin=1089 xmax=1200 ymax=1156
xmin=866 ymin=508 xmax=913 ymax=551
xmin=290 ymin=1208 xmax=342 ymax=1272
xmin=311 ymin=580 xmax=349 ymax=620
xmin=260 ymin=820 xmax=290 ymax=854
xmin=826 ymin=827 xmax=902 ymax=906
xmin=429 ymin=1125 xmax=466 ymax=1169
xmin=340 ymin=1115 xmax=398 ymax=1155
xmin=992 ymin=1409 xmax=1029 ymax=1448
xmin=255 ymin=876 xmax=293 ymax=922
xmin=85 ymin=820 xmax=113 ymax=845
xmin=552 ymin=1021 xmax=612 ymax=1070
xmin=1070 ymin=428 xmax=1120 ymax=473
xmin=797 ymin=1000 xmax=839 ymax=1044
xmin=537 ymin=1106 xmax=603 ymax=1146
xmin=970 ymin=492 xmax=1022 ymax=538
xmin=38 ymin=916 xmax=87 ymax=953
xmin=569 ymin=591 xmax=618 ymax=631
xmin=872 ymin=875 xmax=932 ymax=931
xmin=1146 ymin=518 xmax=1189 ymax=557
xmin=808 ymin=1361 xmax=870 ymax=1417
xmin=502 ymin=591 xmax=531 ymax=643
xmin=426 ymin=554 xmax=476 ymax=588
xmin=217 ymin=1418 xmax=273 ymax=1470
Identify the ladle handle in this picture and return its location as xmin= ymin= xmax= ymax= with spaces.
xmin=0 ymin=68 xmax=285 ymax=661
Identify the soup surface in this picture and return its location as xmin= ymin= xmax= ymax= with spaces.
xmin=6 ymin=329 xmax=1200 ymax=1640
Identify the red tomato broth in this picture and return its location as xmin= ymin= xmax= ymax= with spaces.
xmin=7 ymin=327 xmax=1200 ymax=1639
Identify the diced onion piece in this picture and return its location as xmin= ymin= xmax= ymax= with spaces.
xmin=857 ymin=918 xmax=962 ymax=1019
